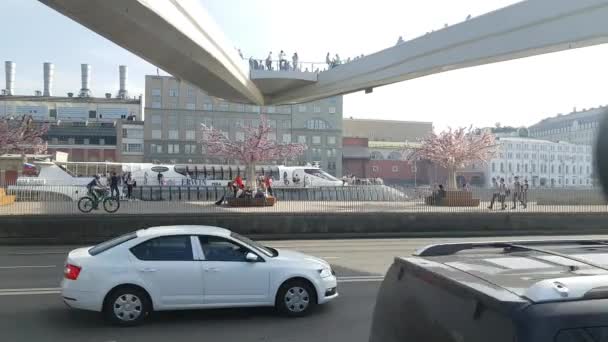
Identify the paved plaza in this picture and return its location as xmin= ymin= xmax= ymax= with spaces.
xmin=1 ymin=199 xmax=607 ymax=215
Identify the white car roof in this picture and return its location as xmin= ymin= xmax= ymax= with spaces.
xmin=136 ymin=225 xmax=232 ymax=238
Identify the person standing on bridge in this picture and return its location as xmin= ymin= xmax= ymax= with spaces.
xmin=326 ymin=52 xmax=332 ymax=69
xmin=266 ymin=51 xmax=273 ymax=70
xmin=279 ymin=50 xmax=286 ymax=70
xmin=292 ymin=52 xmax=299 ymax=71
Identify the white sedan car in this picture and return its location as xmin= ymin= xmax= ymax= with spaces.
xmin=61 ymin=225 xmax=338 ymax=325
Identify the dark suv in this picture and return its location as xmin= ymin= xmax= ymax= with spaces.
xmin=369 ymin=240 xmax=608 ymax=342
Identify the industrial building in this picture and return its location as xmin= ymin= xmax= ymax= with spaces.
xmin=1 ymin=61 xmax=143 ymax=163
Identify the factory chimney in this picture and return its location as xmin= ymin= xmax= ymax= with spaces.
xmin=78 ymin=63 xmax=92 ymax=97
xmin=4 ymin=61 xmax=15 ymax=96
xmin=117 ymin=65 xmax=128 ymax=99
xmin=43 ymin=62 xmax=54 ymax=97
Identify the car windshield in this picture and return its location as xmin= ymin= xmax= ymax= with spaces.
xmin=89 ymin=232 xmax=137 ymax=256
xmin=230 ymin=232 xmax=276 ymax=257
xmin=304 ymin=168 xmax=339 ymax=181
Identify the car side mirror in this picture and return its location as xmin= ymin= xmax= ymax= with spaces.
xmin=245 ymin=252 xmax=259 ymax=262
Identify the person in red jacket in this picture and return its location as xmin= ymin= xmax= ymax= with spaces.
xmin=234 ymin=175 xmax=245 ymax=190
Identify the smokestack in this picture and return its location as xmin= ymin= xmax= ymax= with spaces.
xmin=43 ymin=62 xmax=54 ymax=97
xmin=78 ymin=63 xmax=92 ymax=97
xmin=117 ymin=65 xmax=128 ymax=99
xmin=5 ymin=61 xmax=15 ymax=96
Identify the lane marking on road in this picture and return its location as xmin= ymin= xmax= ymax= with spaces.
xmin=0 ymin=277 xmax=385 ymax=297
xmin=0 ymin=265 xmax=57 ymax=269
xmin=337 ymin=276 xmax=384 ymax=283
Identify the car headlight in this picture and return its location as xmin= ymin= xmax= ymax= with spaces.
xmin=318 ymin=268 xmax=332 ymax=278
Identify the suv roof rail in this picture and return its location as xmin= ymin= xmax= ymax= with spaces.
xmin=415 ymin=239 xmax=608 ymax=257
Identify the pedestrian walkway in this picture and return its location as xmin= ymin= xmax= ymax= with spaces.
xmin=1 ymin=200 xmax=607 ymax=216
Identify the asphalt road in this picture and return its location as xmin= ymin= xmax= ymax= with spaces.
xmin=1 ymin=234 xmax=606 ymax=342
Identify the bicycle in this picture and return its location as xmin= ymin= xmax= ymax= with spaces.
xmin=77 ymin=188 xmax=120 ymax=213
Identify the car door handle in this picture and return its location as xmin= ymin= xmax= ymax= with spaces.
xmin=138 ymin=267 xmax=157 ymax=273
xmin=203 ymin=267 xmax=219 ymax=272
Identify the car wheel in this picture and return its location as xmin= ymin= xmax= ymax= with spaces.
xmin=103 ymin=287 xmax=151 ymax=326
xmin=276 ymin=280 xmax=317 ymax=317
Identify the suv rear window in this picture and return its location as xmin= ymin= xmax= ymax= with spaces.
xmin=89 ymin=232 xmax=137 ymax=256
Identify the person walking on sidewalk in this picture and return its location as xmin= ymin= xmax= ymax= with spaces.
xmin=520 ymin=179 xmax=529 ymax=209
xmin=498 ymin=178 xmax=508 ymax=210
xmin=488 ymin=177 xmax=499 ymax=209
xmin=511 ymin=176 xmax=521 ymax=209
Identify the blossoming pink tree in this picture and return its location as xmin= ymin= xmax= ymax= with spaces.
xmin=408 ymin=127 xmax=496 ymax=190
xmin=200 ymin=115 xmax=306 ymax=186
xmin=0 ymin=115 xmax=48 ymax=155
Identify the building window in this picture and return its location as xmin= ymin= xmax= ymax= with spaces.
xmin=150 ymin=143 xmax=163 ymax=154
xmin=84 ymin=138 xmax=90 ymax=145
xmin=186 ymin=103 xmax=195 ymax=110
xmin=203 ymin=103 xmax=213 ymax=111
xmin=328 ymin=107 xmax=336 ymax=114
xmin=151 ymin=130 xmax=162 ymax=139
xmin=298 ymin=105 xmax=306 ymax=113
xmin=282 ymin=134 xmax=291 ymax=143
xmin=508 ymin=163 xmax=512 ymax=172
xmin=551 ymin=165 xmax=555 ymax=173
xmin=492 ymin=162 xmax=496 ymax=172
xmin=282 ymin=120 xmax=291 ymax=129
xmin=151 ymin=101 xmax=161 ymax=109
xmin=372 ymin=166 xmax=379 ymax=173
xmin=312 ymin=136 xmax=321 ymax=144
xmin=565 ymin=166 xmax=569 ymax=174
xmin=236 ymin=132 xmax=245 ymax=142
xmin=168 ymin=144 xmax=180 ymax=154
xmin=268 ymin=133 xmax=277 ymax=141
xmin=313 ymin=105 xmax=321 ymax=113
xmin=186 ymin=88 xmax=194 ymax=98
xmin=151 ymin=115 xmax=162 ymax=125
xmin=168 ymin=88 xmax=179 ymax=97
xmin=124 ymin=143 xmax=143 ymax=153
xmin=328 ymin=162 xmax=336 ymax=171
xmin=516 ymin=164 xmax=520 ymax=173
xmin=266 ymin=106 xmax=276 ymax=113
xmin=297 ymin=136 xmax=307 ymax=144
xmin=532 ymin=164 xmax=536 ymax=172
xmin=150 ymin=88 xmax=161 ymax=97
xmin=587 ymin=165 xmax=590 ymax=174
xmin=525 ymin=164 xmax=528 ymax=172
xmin=327 ymin=136 xmax=336 ymax=145
xmin=185 ymin=130 xmax=196 ymax=140
xmin=99 ymin=138 xmax=105 ymax=145
xmin=326 ymin=149 xmax=336 ymax=158
xmin=168 ymin=130 xmax=179 ymax=140
xmin=392 ymin=165 xmax=399 ymax=173
xmin=184 ymin=144 xmax=197 ymax=154
xmin=306 ymin=119 xmax=330 ymax=130
xmin=268 ymin=119 xmax=277 ymax=128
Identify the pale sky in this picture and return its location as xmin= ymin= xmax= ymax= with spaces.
xmin=2 ymin=0 xmax=608 ymax=131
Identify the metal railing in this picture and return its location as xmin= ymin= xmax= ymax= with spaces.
xmin=1 ymin=181 xmax=607 ymax=216
xmin=248 ymin=59 xmax=329 ymax=73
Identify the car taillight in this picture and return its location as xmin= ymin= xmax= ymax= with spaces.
xmin=64 ymin=264 xmax=81 ymax=280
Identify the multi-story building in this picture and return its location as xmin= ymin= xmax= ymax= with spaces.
xmin=144 ymin=75 xmax=343 ymax=175
xmin=341 ymin=118 xmax=437 ymax=185
xmin=485 ymin=136 xmax=594 ymax=188
xmin=529 ymin=106 xmax=606 ymax=145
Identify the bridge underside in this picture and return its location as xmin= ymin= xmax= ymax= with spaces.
xmin=41 ymin=0 xmax=608 ymax=105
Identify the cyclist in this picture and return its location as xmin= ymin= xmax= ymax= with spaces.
xmin=86 ymin=175 xmax=105 ymax=209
